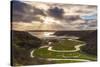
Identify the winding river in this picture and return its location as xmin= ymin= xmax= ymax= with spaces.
xmin=30 ymin=37 xmax=90 ymax=62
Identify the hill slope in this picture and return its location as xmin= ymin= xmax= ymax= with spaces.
xmin=11 ymin=30 xmax=42 ymax=66
xmin=54 ymin=30 xmax=97 ymax=56
xmin=80 ymin=30 xmax=97 ymax=56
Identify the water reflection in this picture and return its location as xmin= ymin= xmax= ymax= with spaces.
xmin=28 ymin=32 xmax=55 ymax=38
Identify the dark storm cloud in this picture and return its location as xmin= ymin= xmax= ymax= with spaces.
xmin=64 ymin=15 xmax=80 ymax=21
xmin=11 ymin=1 xmax=46 ymax=22
xmin=47 ymin=6 xmax=81 ymax=22
xmin=33 ymin=7 xmax=46 ymax=16
xmin=47 ymin=7 xmax=64 ymax=19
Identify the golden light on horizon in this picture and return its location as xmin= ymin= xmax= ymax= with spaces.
xmin=43 ymin=32 xmax=54 ymax=37
xmin=34 ymin=15 xmax=62 ymax=25
xmin=41 ymin=16 xmax=56 ymax=24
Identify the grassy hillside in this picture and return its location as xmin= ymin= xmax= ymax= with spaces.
xmin=12 ymin=30 xmax=42 ymax=49
xmin=52 ymin=39 xmax=82 ymax=50
xmin=54 ymin=30 xmax=97 ymax=56
xmin=80 ymin=30 xmax=97 ymax=56
xmin=11 ymin=30 xmax=97 ymax=65
xmin=54 ymin=30 xmax=95 ymax=37
xmin=11 ymin=30 xmax=55 ymax=66
xmin=33 ymin=39 xmax=96 ymax=63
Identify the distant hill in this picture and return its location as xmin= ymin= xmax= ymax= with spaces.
xmin=54 ymin=30 xmax=95 ymax=37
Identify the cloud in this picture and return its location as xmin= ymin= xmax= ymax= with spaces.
xmin=12 ymin=1 xmax=97 ymax=30
xmin=47 ymin=7 xmax=64 ymax=19
xmin=64 ymin=15 xmax=80 ymax=22
xmin=12 ymin=1 xmax=46 ymax=22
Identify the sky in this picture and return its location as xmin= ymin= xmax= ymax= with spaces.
xmin=12 ymin=1 xmax=97 ymax=31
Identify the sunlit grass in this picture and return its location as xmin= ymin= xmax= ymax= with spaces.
xmin=33 ymin=39 xmax=97 ymax=63
xmin=52 ymin=39 xmax=82 ymax=50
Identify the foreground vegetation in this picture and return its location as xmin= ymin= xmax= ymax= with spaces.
xmin=54 ymin=30 xmax=97 ymax=56
xmin=11 ymin=30 xmax=55 ymax=66
xmin=52 ymin=39 xmax=83 ymax=50
xmin=33 ymin=39 xmax=97 ymax=63
xmin=11 ymin=30 xmax=97 ymax=66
